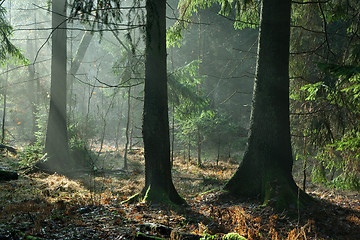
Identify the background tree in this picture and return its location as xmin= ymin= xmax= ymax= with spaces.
xmin=43 ymin=0 xmax=71 ymax=172
xmin=223 ymin=0 xmax=311 ymax=209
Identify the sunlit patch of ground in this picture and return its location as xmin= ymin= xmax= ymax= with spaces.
xmin=0 ymin=146 xmax=359 ymax=239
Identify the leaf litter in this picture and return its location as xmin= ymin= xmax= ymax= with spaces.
xmin=0 ymin=148 xmax=359 ymax=239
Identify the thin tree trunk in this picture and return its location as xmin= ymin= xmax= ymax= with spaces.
xmin=303 ymin=136 xmax=307 ymax=193
xmin=188 ymin=136 xmax=191 ymax=162
xmin=98 ymin=94 xmax=116 ymax=155
xmin=27 ymin=28 xmax=40 ymax=143
xmin=1 ymin=67 xmax=7 ymax=143
xmin=85 ymin=81 xmax=95 ymax=137
xmin=228 ymin=142 xmax=231 ymax=158
xmin=115 ymin=98 xmax=124 ymax=151
xmin=217 ymin=135 xmax=221 ymax=167
xmin=129 ymin=98 xmax=135 ymax=151
xmin=197 ymin=127 xmax=202 ymax=167
xmin=171 ymin=104 xmax=175 ymax=167
xmin=123 ymin=87 xmax=131 ymax=170
xmin=183 ymin=147 xmax=186 ymax=162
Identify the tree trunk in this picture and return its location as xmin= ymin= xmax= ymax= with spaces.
xmin=197 ymin=127 xmax=202 ymax=167
xmin=124 ymin=87 xmax=131 ymax=170
xmin=129 ymin=97 xmax=135 ymax=151
xmin=171 ymin=104 xmax=175 ymax=167
xmin=44 ymin=0 xmax=71 ymax=172
xmin=188 ymin=137 xmax=191 ymax=163
xmin=115 ymin=97 xmax=124 ymax=151
xmin=217 ymin=135 xmax=220 ymax=167
xmin=224 ymin=0 xmax=311 ymax=210
xmin=1 ymin=66 xmax=8 ymax=143
xmin=27 ymin=51 xmax=38 ymax=143
xmin=27 ymin=25 xmax=40 ymax=143
xmin=68 ymin=31 xmax=93 ymax=118
xmin=141 ymin=0 xmax=185 ymax=205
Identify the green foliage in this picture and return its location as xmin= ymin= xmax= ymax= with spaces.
xmin=292 ymin=61 xmax=360 ymax=190
xmin=331 ymin=173 xmax=360 ymax=191
xmin=311 ymin=160 xmax=328 ymax=185
xmin=223 ymin=233 xmax=247 ymax=240
xmin=18 ymin=143 xmax=44 ymax=168
xmin=201 ymin=232 xmax=218 ymax=240
xmin=167 ymin=0 xmax=259 ymax=46
xmin=68 ymin=122 xmax=90 ymax=150
xmin=33 ymin=105 xmax=48 ymax=145
xmin=67 ymin=117 xmax=99 ymax=169
xmin=70 ymin=0 xmax=145 ymax=38
xmin=168 ymin=60 xmax=206 ymax=106
xmin=0 ymin=6 xmax=28 ymax=65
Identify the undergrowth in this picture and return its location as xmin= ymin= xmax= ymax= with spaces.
xmin=0 ymin=147 xmax=359 ymax=239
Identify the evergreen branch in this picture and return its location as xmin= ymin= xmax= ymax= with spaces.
xmin=166 ymin=16 xmax=211 ymax=25
xmin=0 ymin=58 xmax=50 ymax=76
xmin=292 ymin=1 xmax=329 ymax=4
xmin=218 ymin=13 xmax=259 ymax=27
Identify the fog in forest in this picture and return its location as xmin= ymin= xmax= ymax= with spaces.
xmin=1 ymin=0 xmax=257 ymax=168
xmin=1 ymin=0 xmax=360 ymax=239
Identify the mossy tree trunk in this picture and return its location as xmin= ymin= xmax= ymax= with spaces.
xmin=224 ymin=0 xmax=311 ymax=210
xmin=141 ymin=0 xmax=185 ymax=206
xmin=44 ymin=0 xmax=71 ymax=172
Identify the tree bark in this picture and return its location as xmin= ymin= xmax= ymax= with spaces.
xmin=141 ymin=0 xmax=185 ymax=205
xmin=43 ymin=0 xmax=71 ymax=172
xmin=123 ymin=87 xmax=131 ymax=170
xmin=224 ymin=0 xmax=311 ymax=210
xmin=197 ymin=127 xmax=202 ymax=167
xmin=1 ymin=66 xmax=7 ymax=143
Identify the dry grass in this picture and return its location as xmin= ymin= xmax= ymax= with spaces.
xmin=0 ymin=148 xmax=359 ymax=239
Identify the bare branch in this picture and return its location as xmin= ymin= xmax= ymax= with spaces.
xmin=219 ymin=90 xmax=253 ymax=105
xmin=318 ymin=2 xmax=336 ymax=57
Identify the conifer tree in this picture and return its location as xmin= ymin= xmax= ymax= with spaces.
xmin=224 ymin=0 xmax=311 ymax=209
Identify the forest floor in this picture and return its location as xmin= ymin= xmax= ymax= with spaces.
xmin=0 ymin=147 xmax=360 ymax=239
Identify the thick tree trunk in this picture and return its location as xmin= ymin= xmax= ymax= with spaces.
xmin=44 ymin=0 xmax=71 ymax=172
xmin=224 ymin=0 xmax=311 ymax=210
xmin=141 ymin=0 xmax=185 ymax=205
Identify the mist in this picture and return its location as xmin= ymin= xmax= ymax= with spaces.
xmin=1 ymin=0 xmax=257 ymax=168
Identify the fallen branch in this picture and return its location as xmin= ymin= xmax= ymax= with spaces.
xmin=136 ymin=223 xmax=201 ymax=240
